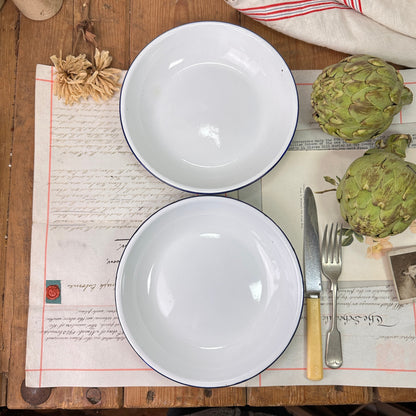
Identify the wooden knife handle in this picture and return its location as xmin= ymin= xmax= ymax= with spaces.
xmin=306 ymin=297 xmax=323 ymax=381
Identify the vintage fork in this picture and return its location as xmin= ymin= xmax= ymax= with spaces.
xmin=321 ymin=223 xmax=343 ymax=369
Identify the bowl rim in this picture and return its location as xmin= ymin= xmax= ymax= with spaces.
xmin=119 ymin=21 xmax=299 ymax=194
xmin=114 ymin=195 xmax=304 ymax=388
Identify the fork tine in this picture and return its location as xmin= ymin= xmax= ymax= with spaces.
xmin=322 ymin=224 xmax=328 ymax=263
xmin=322 ymin=223 xmax=343 ymax=265
xmin=329 ymin=223 xmax=335 ymax=263
xmin=333 ymin=223 xmax=338 ymax=263
xmin=337 ymin=223 xmax=342 ymax=263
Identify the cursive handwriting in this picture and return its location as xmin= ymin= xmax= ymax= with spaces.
xmin=43 ymin=307 xmax=125 ymax=343
xmin=49 ymin=100 xmax=188 ymax=231
xmin=52 ymin=102 xmax=130 ymax=157
xmin=322 ymin=284 xmax=404 ymax=312
xmin=322 ymin=313 xmax=397 ymax=327
xmin=66 ymin=280 xmax=115 ymax=292
xmin=49 ymin=166 xmax=188 ymax=231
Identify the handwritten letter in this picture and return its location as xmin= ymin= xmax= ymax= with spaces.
xmin=26 ymin=65 xmax=187 ymax=388
xmin=26 ymin=65 xmax=416 ymax=388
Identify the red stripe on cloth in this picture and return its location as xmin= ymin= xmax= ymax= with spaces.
xmin=239 ymin=0 xmax=346 ymax=12
xmin=340 ymin=0 xmax=363 ymax=12
xmin=246 ymin=5 xmax=351 ymax=21
xmin=243 ymin=0 xmax=348 ymax=16
xmin=239 ymin=0 xmax=309 ymax=12
xmin=239 ymin=0 xmax=362 ymax=16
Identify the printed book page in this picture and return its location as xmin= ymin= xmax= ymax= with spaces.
xmin=26 ymin=65 xmax=416 ymax=388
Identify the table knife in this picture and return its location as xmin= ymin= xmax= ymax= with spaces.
xmin=303 ymin=187 xmax=323 ymax=381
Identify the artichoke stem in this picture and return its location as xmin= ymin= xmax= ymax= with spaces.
xmin=374 ymin=134 xmax=411 ymax=158
xmin=402 ymin=86 xmax=414 ymax=106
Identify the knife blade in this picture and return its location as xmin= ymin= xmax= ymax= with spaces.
xmin=303 ymin=186 xmax=323 ymax=381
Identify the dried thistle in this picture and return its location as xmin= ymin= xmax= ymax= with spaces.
xmin=50 ymin=53 xmax=92 ymax=105
xmin=50 ymin=49 xmax=121 ymax=104
xmin=50 ymin=0 xmax=121 ymax=105
xmin=85 ymin=49 xmax=121 ymax=102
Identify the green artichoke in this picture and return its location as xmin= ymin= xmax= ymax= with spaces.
xmin=336 ymin=134 xmax=416 ymax=238
xmin=311 ymin=55 xmax=413 ymax=144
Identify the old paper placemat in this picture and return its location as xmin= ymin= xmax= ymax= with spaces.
xmin=26 ymin=64 xmax=416 ymax=388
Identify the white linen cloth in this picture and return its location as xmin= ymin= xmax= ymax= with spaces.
xmin=224 ymin=0 xmax=416 ymax=68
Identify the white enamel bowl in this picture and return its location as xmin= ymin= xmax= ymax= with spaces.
xmin=119 ymin=21 xmax=298 ymax=194
xmin=115 ymin=196 xmax=303 ymax=387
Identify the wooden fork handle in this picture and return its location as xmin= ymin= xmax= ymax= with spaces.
xmin=306 ymin=297 xmax=323 ymax=380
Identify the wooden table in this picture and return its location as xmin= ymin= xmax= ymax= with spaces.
xmin=0 ymin=0 xmax=415 ymax=410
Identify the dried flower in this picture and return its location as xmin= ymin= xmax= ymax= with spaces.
xmin=85 ymin=49 xmax=121 ymax=102
xmin=365 ymin=237 xmax=392 ymax=259
xmin=50 ymin=53 xmax=92 ymax=105
xmin=50 ymin=49 xmax=121 ymax=104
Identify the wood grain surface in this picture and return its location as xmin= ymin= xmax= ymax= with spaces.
xmin=0 ymin=0 xmax=18 ymax=405
xmin=0 ymin=0 xmax=414 ymax=409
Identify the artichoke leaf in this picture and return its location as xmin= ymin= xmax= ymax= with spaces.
xmin=367 ymin=67 xmax=397 ymax=86
xmin=355 ymin=189 xmax=372 ymax=209
xmin=365 ymin=89 xmax=394 ymax=110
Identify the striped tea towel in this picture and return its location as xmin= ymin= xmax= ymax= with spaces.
xmin=224 ymin=0 xmax=416 ymax=68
